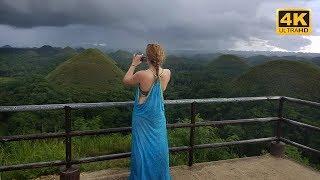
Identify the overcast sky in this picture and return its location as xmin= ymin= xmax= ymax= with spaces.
xmin=0 ymin=0 xmax=318 ymax=52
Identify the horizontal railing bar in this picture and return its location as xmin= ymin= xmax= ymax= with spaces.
xmin=0 ymin=101 xmax=134 ymax=112
xmin=0 ymin=96 xmax=280 ymax=112
xmin=165 ymin=117 xmax=278 ymax=129
xmin=170 ymin=146 xmax=191 ymax=152
xmin=71 ymin=152 xmax=131 ymax=164
xmin=0 ymin=132 xmax=65 ymax=142
xmin=0 ymin=160 xmax=65 ymax=172
xmin=1 ymin=117 xmax=278 ymax=142
xmin=283 ymin=118 xmax=320 ymax=132
xmin=0 ymin=127 xmax=133 ymax=142
xmin=194 ymin=117 xmax=278 ymax=127
xmin=165 ymin=96 xmax=280 ymax=105
xmin=280 ymin=137 xmax=320 ymax=156
xmin=194 ymin=137 xmax=277 ymax=149
xmin=71 ymin=146 xmax=193 ymax=164
xmin=70 ymin=127 xmax=132 ymax=137
xmin=283 ymin=96 xmax=320 ymax=108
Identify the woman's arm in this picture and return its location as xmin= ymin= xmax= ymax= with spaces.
xmin=162 ymin=69 xmax=171 ymax=91
xmin=122 ymin=54 xmax=142 ymax=86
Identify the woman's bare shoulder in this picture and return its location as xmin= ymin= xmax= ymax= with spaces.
xmin=136 ymin=69 xmax=149 ymax=75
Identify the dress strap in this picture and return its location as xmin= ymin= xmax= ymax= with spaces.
xmin=159 ymin=69 xmax=165 ymax=77
xmin=149 ymin=68 xmax=164 ymax=78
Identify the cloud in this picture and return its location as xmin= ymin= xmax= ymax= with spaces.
xmin=0 ymin=0 xmax=318 ymax=51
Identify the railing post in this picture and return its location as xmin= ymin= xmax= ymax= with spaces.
xmin=60 ymin=106 xmax=80 ymax=180
xmin=65 ymin=106 xmax=72 ymax=168
xmin=276 ymin=97 xmax=285 ymax=142
xmin=188 ymin=102 xmax=196 ymax=166
xmin=271 ymin=97 xmax=285 ymax=157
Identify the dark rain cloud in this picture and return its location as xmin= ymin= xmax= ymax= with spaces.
xmin=0 ymin=0 xmax=318 ymax=51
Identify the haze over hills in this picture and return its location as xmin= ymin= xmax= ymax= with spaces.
xmin=232 ymin=60 xmax=320 ymax=101
xmin=46 ymin=48 xmax=125 ymax=93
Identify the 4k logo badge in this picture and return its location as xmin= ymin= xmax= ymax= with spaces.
xmin=276 ymin=8 xmax=312 ymax=35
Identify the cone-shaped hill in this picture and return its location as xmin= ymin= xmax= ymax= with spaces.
xmin=205 ymin=54 xmax=250 ymax=79
xmin=231 ymin=60 xmax=320 ymax=100
xmin=46 ymin=48 xmax=125 ymax=92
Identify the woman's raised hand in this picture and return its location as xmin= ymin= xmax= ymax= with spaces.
xmin=132 ymin=53 xmax=143 ymax=66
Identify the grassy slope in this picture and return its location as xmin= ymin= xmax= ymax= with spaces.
xmin=232 ymin=60 xmax=320 ymax=100
xmin=46 ymin=48 xmax=124 ymax=91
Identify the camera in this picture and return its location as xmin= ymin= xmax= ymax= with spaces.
xmin=136 ymin=52 xmax=147 ymax=62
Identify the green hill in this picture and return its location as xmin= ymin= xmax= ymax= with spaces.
xmin=206 ymin=54 xmax=250 ymax=79
xmin=46 ymin=48 xmax=125 ymax=92
xmin=109 ymin=50 xmax=133 ymax=70
xmin=62 ymin=46 xmax=77 ymax=54
xmin=232 ymin=60 xmax=320 ymax=100
xmin=109 ymin=50 xmax=132 ymax=62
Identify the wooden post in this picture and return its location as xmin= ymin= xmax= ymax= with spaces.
xmin=271 ymin=97 xmax=285 ymax=158
xmin=65 ymin=106 xmax=72 ymax=168
xmin=276 ymin=97 xmax=285 ymax=142
xmin=188 ymin=102 xmax=196 ymax=166
xmin=60 ymin=106 xmax=79 ymax=180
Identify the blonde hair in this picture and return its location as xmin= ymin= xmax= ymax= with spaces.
xmin=146 ymin=44 xmax=166 ymax=76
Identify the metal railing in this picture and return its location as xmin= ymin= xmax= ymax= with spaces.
xmin=0 ymin=96 xmax=319 ymax=172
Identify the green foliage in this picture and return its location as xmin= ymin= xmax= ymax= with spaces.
xmin=0 ymin=75 xmax=71 ymax=106
xmin=285 ymin=145 xmax=310 ymax=166
xmin=73 ymin=116 xmax=103 ymax=131
xmin=0 ymin=134 xmax=132 ymax=179
xmin=8 ymin=112 xmax=41 ymax=135
xmin=168 ymin=115 xmax=238 ymax=165
xmin=0 ymin=140 xmax=65 ymax=179
xmin=0 ymin=47 xmax=76 ymax=77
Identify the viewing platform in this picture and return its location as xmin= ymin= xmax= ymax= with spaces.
xmin=1 ymin=96 xmax=320 ymax=179
xmin=38 ymin=154 xmax=320 ymax=180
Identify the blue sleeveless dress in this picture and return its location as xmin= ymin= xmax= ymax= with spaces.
xmin=129 ymin=77 xmax=171 ymax=180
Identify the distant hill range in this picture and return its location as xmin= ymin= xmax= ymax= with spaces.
xmin=47 ymin=48 xmax=125 ymax=93
xmin=109 ymin=50 xmax=132 ymax=63
xmin=232 ymin=60 xmax=320 ymax=100
xmin=108 ymin=50 xmax=133 ymax=70
xmin=0 ymin=45 xmax=77 ymax=76
xmin=1 ymin=45 xmax=12 ymax=48
xmin=206 ymin=54 xmax=250 ymax=79
xmin=0 ymin=45 xmax=83 ymax=54
xmin=167 ymin=49 xmax=320 ymax=58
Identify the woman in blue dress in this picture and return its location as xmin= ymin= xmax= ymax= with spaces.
xmin=123 ymin=44 xmax=172 ymax=180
